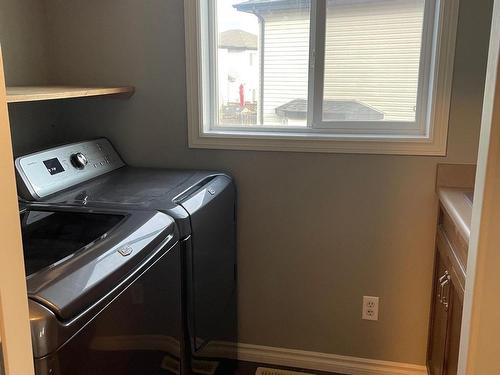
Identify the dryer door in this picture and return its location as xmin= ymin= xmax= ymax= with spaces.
xmin=179 ymin=175 xmax=237 ymax=352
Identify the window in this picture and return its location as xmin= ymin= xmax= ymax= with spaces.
xmin=185 ymin=0 xmax=459 ymax=155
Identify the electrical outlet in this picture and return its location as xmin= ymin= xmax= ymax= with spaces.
xmin=362 ymin=296 xmax=379 ymax=321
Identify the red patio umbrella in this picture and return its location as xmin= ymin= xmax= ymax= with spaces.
xmin=239 ymin=84 xmax=244 ymax=108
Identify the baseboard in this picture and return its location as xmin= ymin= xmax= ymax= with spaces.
xmin=87 ymin=335 xmax=428 ymax=375
xmin=200 ymin=341 xmax=428 ymax=375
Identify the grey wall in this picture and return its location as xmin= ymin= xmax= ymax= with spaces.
xmin=0 ymin=0 xmax=49 ymax=86
xmin=0 ymin=0 xmax=64 ymax=156
xmin=0 ymin=0 xmax=493 ymax=366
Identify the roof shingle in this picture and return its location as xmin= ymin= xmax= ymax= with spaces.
xmin=219 ymin=29 xmax=258 ymax=50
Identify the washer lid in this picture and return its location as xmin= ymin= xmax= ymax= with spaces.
xmin=42 ymin=167 xmax=223 ymax=238
xmin=22 ymin=206 xmax=177 ymax=320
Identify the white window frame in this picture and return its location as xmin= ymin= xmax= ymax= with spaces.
xmin=184 ymin=0 xmax=459 ymax=155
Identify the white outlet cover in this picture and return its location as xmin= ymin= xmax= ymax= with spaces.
xmin=362 ymin=296 xmax=379 ymax=321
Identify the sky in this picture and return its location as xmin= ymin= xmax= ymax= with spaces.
xmin=217 ymin=0 xmax=259 ymax=34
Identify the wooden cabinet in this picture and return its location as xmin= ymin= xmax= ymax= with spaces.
xmin=444 ymin=284 xmax=463 ymax=375
xmin=428 ymin=253 xmax=449 ymax=375
xmin=427 ymin=206 xmax=466 ymax=375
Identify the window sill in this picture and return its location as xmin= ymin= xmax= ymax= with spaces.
xmin=188 ymin=129 xmax=448 ymax=156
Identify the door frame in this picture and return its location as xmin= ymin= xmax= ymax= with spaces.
xmin=0 ymin=46 xmax=35 ymax=375
xmin=458 ymin=0 xmax=500 ymax=373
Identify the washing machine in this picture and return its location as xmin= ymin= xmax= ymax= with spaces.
xmin=21 ymin=201 xmax=182 ymax=375
xmin=16 ymin=138 xmax=237 ymax=373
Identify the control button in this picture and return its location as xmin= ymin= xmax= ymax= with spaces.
xmin=118 ymin=246 xmax=133 ymax=257
xmin=93 ymin=163 xmax=98 ymax=168
xmin=70 ymin=153 xmax=88 ymax=170
xmin=100 ymin=161 xmax=104 ymax=166
xmin=208 ymin=188 xmax=216 ymax=195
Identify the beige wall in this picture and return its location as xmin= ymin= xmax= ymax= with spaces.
xmin=0 ymin=0 xmax=492 ymax=366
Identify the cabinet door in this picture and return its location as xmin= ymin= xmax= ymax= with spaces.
xmin=444 ymin=285 xmax=463 ymax=375
xmin=428 ymin=254 xmax=449 ymax=375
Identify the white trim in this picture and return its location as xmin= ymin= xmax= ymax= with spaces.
xmin=85 ymin=335 xmax=428 ymax=375
xmin=188 ymin=131 xmax=447 ymax=156
xmin=424 ymin=0 xmax=460 ymax=157
xmin=309 ymin=0 xmax=325 ymax=129
xmin=458 ymin=0 xmax=500 ymax=373
xmin=199 ymin=342 xmax=428 ymax=375
xmin=207 ymin=0 xmax=219 ymax=127
xmin=185 ymin=0 xmax=203 ymax=146
xmin=184 ymin=0 xmax=459 ymax=155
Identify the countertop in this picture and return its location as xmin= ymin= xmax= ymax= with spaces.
xmin=438 ymin=188 xmax=473 ymax=243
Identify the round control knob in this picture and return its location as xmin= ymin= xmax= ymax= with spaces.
xmin=70 ymin=152 xmax=88 ymax=170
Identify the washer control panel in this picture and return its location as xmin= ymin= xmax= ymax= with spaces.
xmin=15 ymin=138 xmax=125 ymax=200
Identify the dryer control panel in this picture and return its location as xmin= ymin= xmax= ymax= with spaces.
xmin=16 ymin=138 xmax=125 ymax=200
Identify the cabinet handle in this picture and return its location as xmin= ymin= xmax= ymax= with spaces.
xmin=438 ymin=271 xmax=449 ymax=284
xmin=440 ymin=275 xmax=451 ymax=312
xmin=437 ymin=271 xmax=449 ymax=301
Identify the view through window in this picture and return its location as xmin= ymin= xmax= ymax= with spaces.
xmin=216 ymin=0 xmax=310 ymax=127
xmin=214 ymin=0 xmax=424 ymax=128
xmin=323 ymin=0 xmax=425 ymax=123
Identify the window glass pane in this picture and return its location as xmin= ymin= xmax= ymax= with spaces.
xmin=216 ymin=0 xmax=311 ymax=127
xmin=323 ymin=0 xmax=425 ymax=122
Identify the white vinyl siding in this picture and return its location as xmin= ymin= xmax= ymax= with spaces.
xmin=262 ymin=11 xmax=310 ymax=125
xmin=262 ymin=0 xmax=424 ymax=123
xmin=323 ymin=0 xmax=424 ymax=121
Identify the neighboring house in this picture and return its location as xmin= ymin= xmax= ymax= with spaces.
xmin=218 ymin=29 xmax=259 ymax=124
xmin=234 ymin=0 xmax=424 ymax=125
